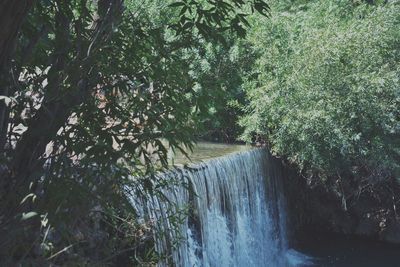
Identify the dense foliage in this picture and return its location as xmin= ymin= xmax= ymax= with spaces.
xmin=241 ymin=0 xmax=400 ymax=184
xmin=0 ymin=0 xmax=268 ymax=265
xmin=189 ymin=40 xmax=257 ymax=142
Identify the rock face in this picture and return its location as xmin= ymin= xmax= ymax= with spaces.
xmin=275 ymin=157 xmax=400 ymax=245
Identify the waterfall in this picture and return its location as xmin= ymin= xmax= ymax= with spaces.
xmin=135 ymin=148 xmax=311 ymax=266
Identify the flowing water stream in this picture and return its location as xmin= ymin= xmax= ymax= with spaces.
xmin=133 ymin=142 xmax=400 ymax=267
xmin=135 ymin=145 xmax=311 ymax=266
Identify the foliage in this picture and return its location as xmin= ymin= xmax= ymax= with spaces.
xmin=2 ymin=0 xmax=398 ymax=263
xmin=241 ymin=0 xmax=400 ymax=182
xmin=168 ymin=0 xmax=270 ymax=39
xmin=188 ymin=39 xmax=258 ymax=142
xmin=0 ymin=0 xmax=268 ymax=265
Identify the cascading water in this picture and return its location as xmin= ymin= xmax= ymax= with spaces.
xmin=135 ymin=148 xmax=311 ymax=266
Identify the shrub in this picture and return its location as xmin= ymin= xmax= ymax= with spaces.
xmin=241 ymin=0 xmax=400 ymax=181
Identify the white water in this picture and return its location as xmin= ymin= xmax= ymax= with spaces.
xmin=136 ymin=148 xmax=311 ymax=266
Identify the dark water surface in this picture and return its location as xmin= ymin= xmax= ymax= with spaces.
xmin=294 ymin=233 xmax=400 ymax=267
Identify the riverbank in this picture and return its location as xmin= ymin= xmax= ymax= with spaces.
xmin=278 ymin=155 xmax=400 ymax=246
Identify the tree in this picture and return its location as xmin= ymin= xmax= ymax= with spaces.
xmin=188 ymin=39 xmax=258 ymax=142
xmin=0 ymin=0 xmax=268 ymax=264
xmin=0 ymin=0 xmax=35 ymax=169
xmin=241 ymin=0 xmax=399 ymax=206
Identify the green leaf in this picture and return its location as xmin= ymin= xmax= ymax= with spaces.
xmin=0 ymin=95 xmax=16 ymax=106
xmin=20 ymin=193 xmax=36 ymax=204
xmin=169 ymin=2 xmax=186 ymax=8
xmin=21 ymin=212 xmax=38 ymax=221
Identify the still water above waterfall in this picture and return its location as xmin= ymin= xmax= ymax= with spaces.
xmin=167 ymin=141 xmax=251 ymax=165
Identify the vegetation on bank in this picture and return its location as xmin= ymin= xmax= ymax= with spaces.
xmin=241 ymin=0 xmax=400 ymax=185
xmin=239 ymin=0 xmax=400 ymax=233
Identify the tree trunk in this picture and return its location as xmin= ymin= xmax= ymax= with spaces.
xmin=0 ymin=0 xmax=34 ymax=69
xmin=3 ymin=0 xmax=123 ymax=197
xmin=0 ymin=0 xmax=35 ymax=152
